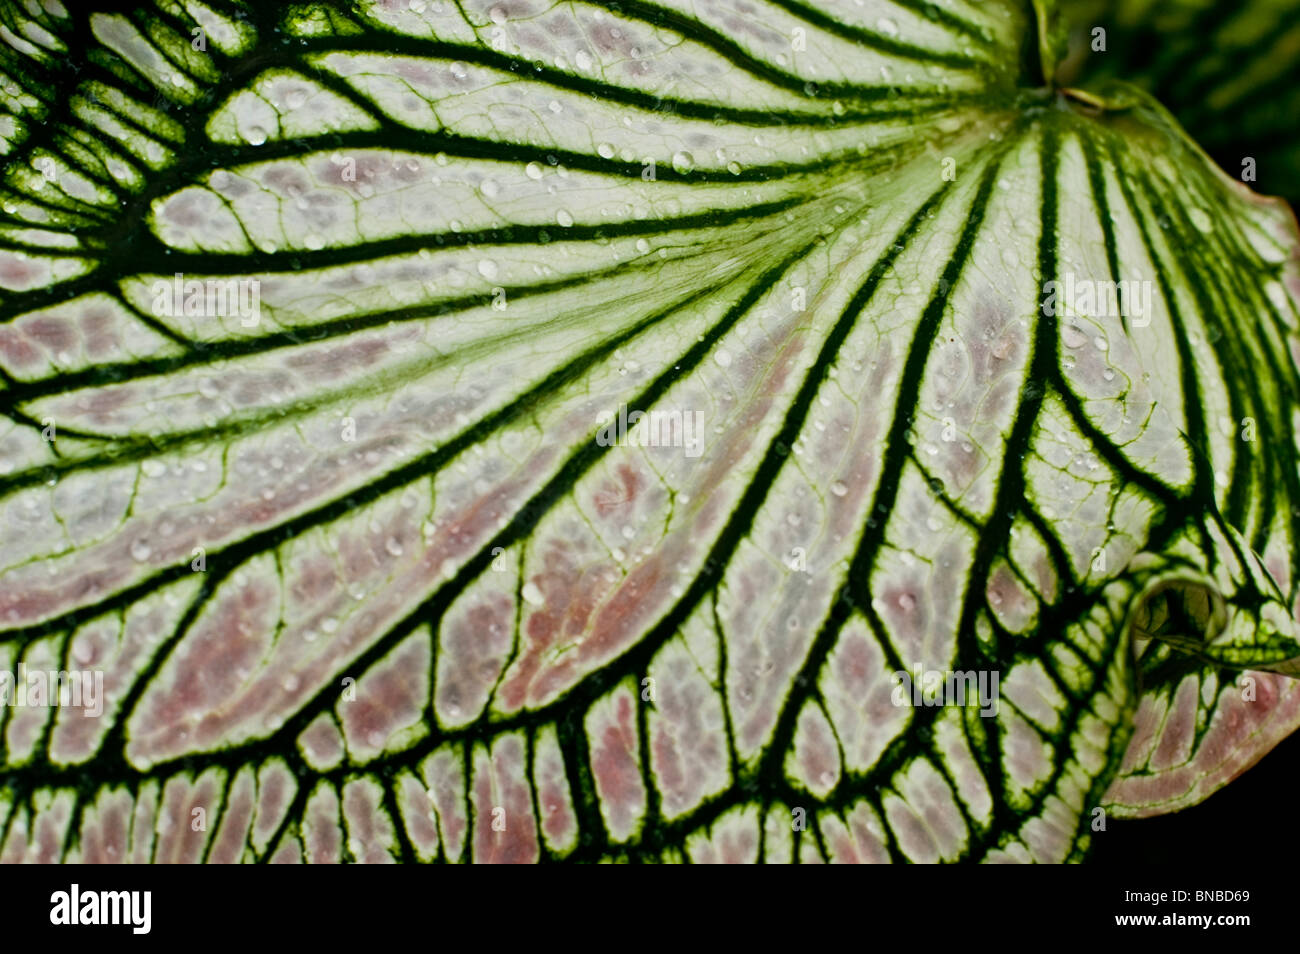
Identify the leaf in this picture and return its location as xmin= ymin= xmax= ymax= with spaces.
xmin=1032 ymin=0 xmax=1070 ymax=85
xmin=1061 ymin=0 xmax=1300 ymax=202
xmin=0 ymin=0 xmax=1298 ymax=863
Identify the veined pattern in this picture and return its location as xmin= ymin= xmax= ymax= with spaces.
xmin=0 ymin=0 xmax=1298 ymax=863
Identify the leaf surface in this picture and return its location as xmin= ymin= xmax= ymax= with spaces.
xmin=1 ymin=0 xmax=1298 ymax=862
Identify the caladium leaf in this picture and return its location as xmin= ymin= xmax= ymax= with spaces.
xmin=1032 ymin=0 xmax=1071 ymax=86
xmin=1054 ymin=0 xmax=1300 ymax=817
xmin=1 ymin=0 xmax=1299 ymax=864
xmin=1061 ymin=0 xmax=1300 ymax=203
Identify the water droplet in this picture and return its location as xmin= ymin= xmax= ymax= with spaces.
xmin=480 ymin=177 xmax=499 ymax=198
xmin=831 ymin=481 xmax=848 ymax=497
xmin=525 ymin=162 xmax=543 ymax=180
xmin=1062 ymin=325 xmax=1087 ymax=348
xmin=477 ymin=259 xmax=498 ymax=280
xmin=130 ymin=539 xmax=152 ymax=562
xmin=243 ymin=125 xmax=267 ymax=146
xmin=575 ymin=50 xmax=593 ymax=71
xmin=385 ymin=537 xmax=404 ymax=556
xmin=714 ymin=349 xmax=732 ymax=368
xmin=876 ymin=17 xmax=899 ymax=36
xmin=671 ymin=151 xmax=694 ymax=174
xmin=522 ymin=581 xmax=546 ymax=606
xmin=597 ymin=142 xmax=615 ymax=159
xmin=556 ymin=209 xmax=574 ymax=227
